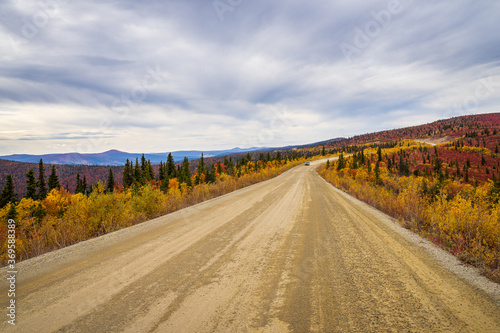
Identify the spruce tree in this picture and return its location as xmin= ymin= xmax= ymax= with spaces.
xmin=82 ymin=175 xmax=87 ymax=194
xmin=322 ymin=145 xmax=326 ymax=156
xmin=122 ymin=159 xmax=133 ymax=188
xmin=159 ymin=161 xmax=164 ymax=181
xmin=0 ymin=175 xmax=17 ymax=208
xmin=374 ymin=161 xmax=381 ymax=183
xmin=33 ymin=202 xmax=46 ymax=225
xmin=377 ymin=146 xmax=382 ymax=162
xmin=141 ymin=154 xmax=147 ymax=175
xmin=48 ymin=165 xmax=60 ymax=191
xmin=37 ymin=159 xmax=47 ymax=200
xmin=146 ymin=160 xmax=155 ymax=181
xmin=167 ymin=153 xmax=176 ymax=178
xmin=180 ymin=157 xmax=192 ymax=186
xmin=134 ymin=158 xmax=142 ymax=184
xmin=228 ymin=157 xmax=235 ymax=175
xmin=25 ymin=168 xmax=37 ymax=200
xmin=106 ymin=168 xmax=115 ymax=192
xmin=6 ymin=203 xmax=17 ymax=221
xmin=337 ymin=153 xmax=345 ymax=171
xmin=75 ymin=173 xmax=83 ymax=194
xmin=206 ymin=164 xmax=216 ymax=183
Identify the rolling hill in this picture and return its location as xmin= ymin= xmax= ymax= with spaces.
xmin=0 ymin=147 xmax=269 ymax=166
xmin=2 ymin=112 xmax=500 ymax=199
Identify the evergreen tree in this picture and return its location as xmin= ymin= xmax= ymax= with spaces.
xmin=146 ymin=160 xmax=155 ymax=181
xmin=134 ymin=158 xmax=142 ymax=184
xmin=140 ymin=154 xmax=147 ymax=176
xmin=322 ymin=145 xmax=326 ymax=156
xmin=159 ymin=161 xmax=165 ymax=181
xmin=179 ymin=157 xmax=192 ymax=186
xmin=33 ymin=202 xmax=46 ymax=225
xmin=377 ymin=146 xmax=382 ymax=162
xmin=48 ymin=165 xmax=60 ymax=191
xmin=25 ymin=168 xmax=37 ymax=200
xmin=0 ymin=175 xmax=17 ymax=209
xmin=122 ymin=159 xmax=133 ymax=188
xmin=398 ymin=154 xmax=410 ymax=176
xmin=167 ymin=153 xmax=176 ymax=178
xmin=82 ymin=175 xmax=88 ymax=195
xmin=326 ymin=160 xmax=330 ymax=168
xmin=227 ymin=157 xmax=235 ymax=175
xmin=37 ymin=159 xmax=47 ymax=200
xmin=6 ymin=203 xmax=17 ymax=221
xmin=337 ymin=153 xmax=345 ymax=171
xmin=106 ymin=168 xmax=115 ymax=192
xmin=206 ymin=164 xmax=216 ymax=183
xmin=75 ymin=173 xmax=83 ymax=194
xmin=374 ymin=161 xmax=381 ymax=183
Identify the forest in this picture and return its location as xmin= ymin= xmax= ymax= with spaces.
xmin=319 ymin=137 xmax=500 ymax=282
xmin=0 ymin=149 xmax=325 ymax=264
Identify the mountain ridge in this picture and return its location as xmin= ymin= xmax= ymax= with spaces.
xmin=0 ymin=147 xmax=270 ymax=166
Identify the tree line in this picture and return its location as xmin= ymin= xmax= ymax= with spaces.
xmin=0 ymin=149 xmax=308 ymax=214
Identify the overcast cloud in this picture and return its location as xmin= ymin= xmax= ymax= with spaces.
xmin=0 ymin=0 xmax=499 ymax=155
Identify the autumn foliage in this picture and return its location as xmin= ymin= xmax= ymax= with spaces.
xmin=319 ymin=142 xmax=500 ymax=282
xmin=0 ymin=157 xmax=313 ymax=264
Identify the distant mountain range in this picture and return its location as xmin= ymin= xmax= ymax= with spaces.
xmin=0 ymin=147 xmax=270 ymax=166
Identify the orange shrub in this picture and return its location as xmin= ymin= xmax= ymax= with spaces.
xmin=319 ymin=159 xmax=500 ymax=281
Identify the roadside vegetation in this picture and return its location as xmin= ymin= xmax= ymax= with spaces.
xmin=0 ymin=150 xmax=326 ymax=264
xmin=319 ymin=139 xmax=500 ymax=282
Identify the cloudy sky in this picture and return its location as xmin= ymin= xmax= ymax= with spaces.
xmin=1 ymin=0 xmax=499 ymax=155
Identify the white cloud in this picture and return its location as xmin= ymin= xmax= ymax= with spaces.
xmin=1 ymin=0 xmax=499 ymax=154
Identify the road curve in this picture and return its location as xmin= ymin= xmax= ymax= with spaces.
xmin=2 ymin=159 xmax=500 ymax=332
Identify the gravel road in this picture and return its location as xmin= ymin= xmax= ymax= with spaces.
xmin=2 ymin=159 xmax=500 ymax=332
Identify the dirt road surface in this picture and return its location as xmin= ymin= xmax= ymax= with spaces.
xmin=2 ymin=159 xmax=500 ymax=332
